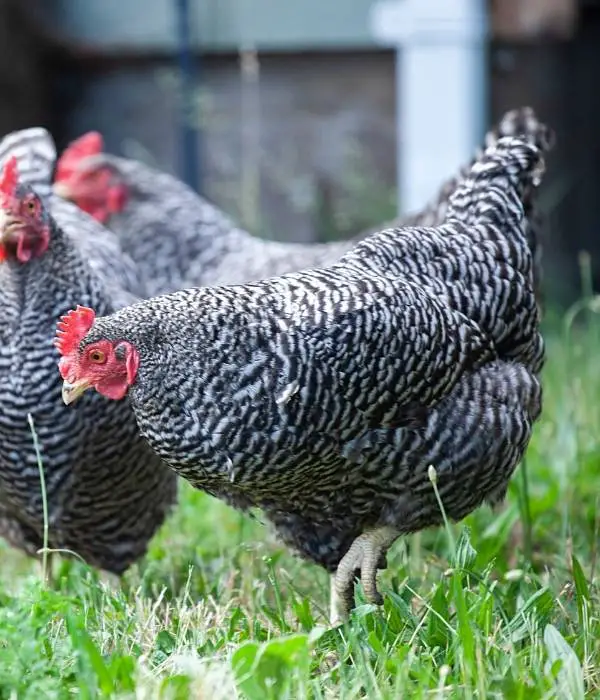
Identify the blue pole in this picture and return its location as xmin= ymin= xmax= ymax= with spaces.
xmin=175 ymin=0 xmax=201 ymax=192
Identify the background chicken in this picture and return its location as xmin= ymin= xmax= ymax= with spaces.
xmin=57 ymin=133 xmax=547 ymax=625
xmin=0 ymin=128 xmax=177 ymax=572
xmin=52 ymin=108 xmax=552 ymax=303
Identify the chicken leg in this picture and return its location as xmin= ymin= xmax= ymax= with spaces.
xmin=330 ymin=526 xmax=399 ymax=626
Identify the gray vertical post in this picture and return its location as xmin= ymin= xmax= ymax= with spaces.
xmin=370 ymin=0 xmax=488 ymax=216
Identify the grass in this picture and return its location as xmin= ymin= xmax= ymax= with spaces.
xmin=1 ymin=314 xmax=600 ymax=698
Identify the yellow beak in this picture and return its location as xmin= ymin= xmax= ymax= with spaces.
xmin=61 ymin=379 xmax=92 ymax=405
xmin=0 ymin=210 xmax=25 ymax=242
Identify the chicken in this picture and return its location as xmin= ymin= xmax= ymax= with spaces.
xmin=52 ymin=130 xmax=353 ymax=297
xmin=0 ymin=127 xmax=177 ymax=572
xmin=57 ymin=133 xmax=547 ymax=624
xmin=52 ymin=108 xmax=552 ymax=301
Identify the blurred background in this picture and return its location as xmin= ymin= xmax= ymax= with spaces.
xmin=6 ymin=0 xmax=598 ymax=305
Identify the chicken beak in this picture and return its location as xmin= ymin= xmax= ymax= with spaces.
xmin=0 ymin=209 xmax=25 ymax=243
xmin=52 ymin=182 xmax=73 ymax=200
xmin=61 ymin=378 xmax=92 ymax=405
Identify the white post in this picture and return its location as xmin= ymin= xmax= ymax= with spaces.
xmin=370 ymin=0 xmax=488 ymax=216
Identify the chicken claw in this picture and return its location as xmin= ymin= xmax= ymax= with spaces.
xmin=330 ymin=526 xmax=399 ymax=626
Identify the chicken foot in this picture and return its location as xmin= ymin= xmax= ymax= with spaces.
xmin=330 ymin=526 xmax=399 ymax=626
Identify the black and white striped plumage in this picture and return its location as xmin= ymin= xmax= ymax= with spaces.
xmin=53 ymin=108 xmax=552 ymax=301
xmin=364 ymin=107 xmax=553 ymax=308
xmin=62 ymin=135 xmax=547 ymax=615
xmin=0 ymin=128 xmax=177 ymax=572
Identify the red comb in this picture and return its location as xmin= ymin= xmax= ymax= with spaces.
xmin=55 ymin=131 xmax=104 ymax=179
xmin=0 ymin=156 xmax=18 ymax=197
xmin=54 ymin=305 xmax=96 ymax=356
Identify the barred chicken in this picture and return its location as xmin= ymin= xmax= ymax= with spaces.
xmin=52 ymin=108 xmax=551 ymax=303
xmin=58 ymin=134 xmax=547 ymax=624
xmin=0 ymin=128 xmax=177 ymax=572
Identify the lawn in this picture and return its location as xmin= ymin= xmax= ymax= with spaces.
xmin=0 ymin=311 xmax=599 ymax=699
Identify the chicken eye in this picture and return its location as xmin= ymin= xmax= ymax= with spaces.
xmin=25 ymin=199 xmax=36 ymax=214
xmin=89 ymin=349 xmax=106 ymax=364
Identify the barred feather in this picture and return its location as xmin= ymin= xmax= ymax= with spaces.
xmin=75 ymin=135 xmax=545 ymax=571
